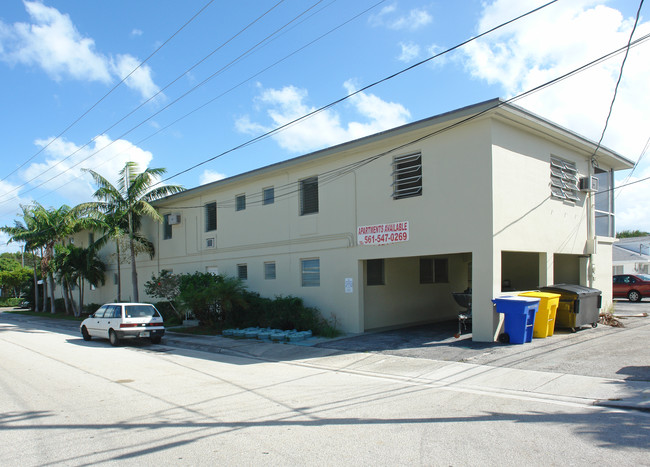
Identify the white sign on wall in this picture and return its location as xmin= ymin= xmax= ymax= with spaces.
xmin=357 ymin=221 xmax=409 ymax=246
xmin=345 ymin=278 xmax=353 ymax=293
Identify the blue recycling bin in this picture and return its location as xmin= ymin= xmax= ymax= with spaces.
xmin=492 ymin=296 xmax=540 ymax=344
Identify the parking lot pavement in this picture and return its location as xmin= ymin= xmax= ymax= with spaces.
xmin=315 ymin=300 xmax=650 ymax=381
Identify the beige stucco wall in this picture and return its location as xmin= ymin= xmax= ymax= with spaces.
xmin=77 ymin=107 xmax=626 ymax=340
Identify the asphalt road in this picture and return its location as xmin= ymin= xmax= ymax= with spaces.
xmin=0 ymin=309 xmax=649 ymax=466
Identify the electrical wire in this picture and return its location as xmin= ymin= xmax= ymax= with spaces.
xmin=590 ymin=0 xmax=645 ymax=166
xmin=0 ymin=0 xmax=295 ymax=203
xmin=25 ymin=0 xmax=385 ymax=207
xmin=0 ymin=0 xmax=216 ymax=184
xmin=0 ymin=0 xmax=555 ymax=206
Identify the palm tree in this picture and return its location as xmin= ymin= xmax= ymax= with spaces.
xmin=79 ymin=162 xmax=184 ymax=302
xmin=77 ymin=207 xmax=128 ymax=302
xmin=56 ymin=244 xmax=105 ymax=316
xmin=1 ymin=205 xmax=45 ymax=311
xmin=32 ymin=204 xmax=84 ymax=314
xmin=53 ymin=244 xmax=76 ymax=315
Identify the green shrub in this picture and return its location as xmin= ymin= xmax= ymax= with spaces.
xmin=228 ymin=291 xmax=268 ymax=328
xmin=153 ymin=301 xmax=182 ymax=327
xmin=0 ymin=297 xmax=22 ymax=307
xmin=177 ymin=272 xmax=222 ymax=326
xmin=82 ymin=303 xmax=102 ymax=315
xmin=54 ymin=298 xmax=66 ymax=313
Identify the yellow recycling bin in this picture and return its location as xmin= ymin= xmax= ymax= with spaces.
xmin=519 ymin=291 xmax=560 ymax=338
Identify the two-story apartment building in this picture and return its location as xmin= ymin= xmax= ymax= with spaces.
xmin=78 ymin=99 xmax=633 ymax=342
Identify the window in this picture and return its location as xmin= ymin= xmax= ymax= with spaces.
xmin=300 ymin=177 xmax=319 ymax=215
xmin=594 ymin=168 xmax=615 ymax=237
xmin=264 ymin=261 xmax=276 ymax=280
xmin=434 ymin=258 xmax=449 ymax=283
xmin=263 ymin=187 xmax=274 ymax=205
xmin=613 ymin=265 xmax=624 ymax=275
xmin=107 ymin=305 xmax=122 ymax=319
xmin=367 ymin=259 xmax=385 ymax=286
xmin=113 ymin=273 xmax=118 ymax=285
xmin=301 ymin=258 xmax=320 ymax=287
xmin=420 ymin=258 xmax=434 ymax=284
xmin=550 ymin=156 xmax=579 ymax=201
xmin=88 ymin=232 xmax=95 ymax=245
xmin=205 ymin=202 xmax=217 ymax=231
xmin=236 ymin=194 xmax=246 ymax=211
xmin=392 ymin=153 xmax=422 ymax=199
xmin=163 ymin=214 xmax=172 ymax=240
xmin=237 ymin=264 xmax=248 ymax=280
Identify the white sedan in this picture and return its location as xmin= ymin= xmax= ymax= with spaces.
xmin=80 ymin=303 xmax=165 ymax=346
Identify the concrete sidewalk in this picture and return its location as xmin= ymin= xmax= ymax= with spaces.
xmin=163 ymin=320 xmax=650 ymax=413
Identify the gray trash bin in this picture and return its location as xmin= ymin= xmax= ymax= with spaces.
xmin=539 ymin=284 xmax=601 ymax=332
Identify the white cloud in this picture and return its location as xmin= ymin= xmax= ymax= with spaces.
xmin=463 ymin=0 xmax=650 ymax=232
xmin=370 ymin=4 xmax=432 ymax=31
xmin=111 ymin=54 xmax=160 ymax=100
xmin=200 ymin=170 xmax=227 ymax=185
xmin=236 ymin=82 xmax=411 ymax=154
xmin=398 ymin=41 xmax=420 ymax=62
xmin=131 ymin=29 xmax=143 ymax=37
xmin=0 ymin=1 xmax=111 ymax=83
xmin=0 ymin=231 xmax=22 ymax=254
xmin=0 ymin=1 xmax=160 ymax=99
xmin=20 ymin=134 xmax=154 ymax=204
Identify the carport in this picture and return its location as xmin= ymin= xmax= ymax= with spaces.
xmin=500 ymin=251 xmax=585 ymax=291
xmin=362 ymin=253 xmax=472 ymax=331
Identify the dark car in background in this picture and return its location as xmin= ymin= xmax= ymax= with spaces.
xmin=613 ymin=274 xmax=650 ymax=302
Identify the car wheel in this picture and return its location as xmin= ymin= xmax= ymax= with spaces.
xmin=628 ymin=290 xmax=642 ymax=302
xmin=109 ymin=329 xmax=120 ymax=346
xmin=151 ymin=336 xmax=162 ymax=345
xmin=81 ymin=326 xmax=92 ymax=341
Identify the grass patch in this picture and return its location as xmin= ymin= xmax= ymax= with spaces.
xmin=5 ymin=309 xmax=86 ymax=321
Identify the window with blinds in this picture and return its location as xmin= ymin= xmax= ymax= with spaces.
xmin=300 ymin=177 xmax=319 ymax=215
xmin=205 ymin=202 xmax=217 ymax=231
xmin=550 ymin=157 xmax=579 ymax=201
xmin=392 ymin=153 xmax=422 ymax=199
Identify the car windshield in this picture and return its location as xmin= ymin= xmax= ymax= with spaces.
xmin=124 ymin=305 xmax=159 ymax=318
xmin=637 ymin=274 xmax=650 ymax=281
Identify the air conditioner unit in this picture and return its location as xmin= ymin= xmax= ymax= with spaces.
xmin=205 ymin=238 xmax=215 ymax=249
xmin=168 ymin=214 xmax=181 ymax=225
xmin=579 ymin=176 xmax=598 ymax=192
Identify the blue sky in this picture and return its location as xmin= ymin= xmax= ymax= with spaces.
xmin=1 ymin=0 xmax=649 ymax=253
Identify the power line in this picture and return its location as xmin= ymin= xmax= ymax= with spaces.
xmin=590 ymin=0 xmax=645 ymax=165
xmin=26 ymin=0 xmax=385 ymax=208
xmin=0 ymin=0 xmax=216 ymax=184
xmin=3 ymin=0 xmax=551 ymax=207
xmin=156 ymin=0 xmax=562 ymax=186
xmin=0 ymin=0 xmax=294 ymax=203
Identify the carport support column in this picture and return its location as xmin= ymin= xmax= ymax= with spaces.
xmin=471 ymin=249 xmax=500 ymax=342
xmin=539 ymin=252 xmax=552 ymax=286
